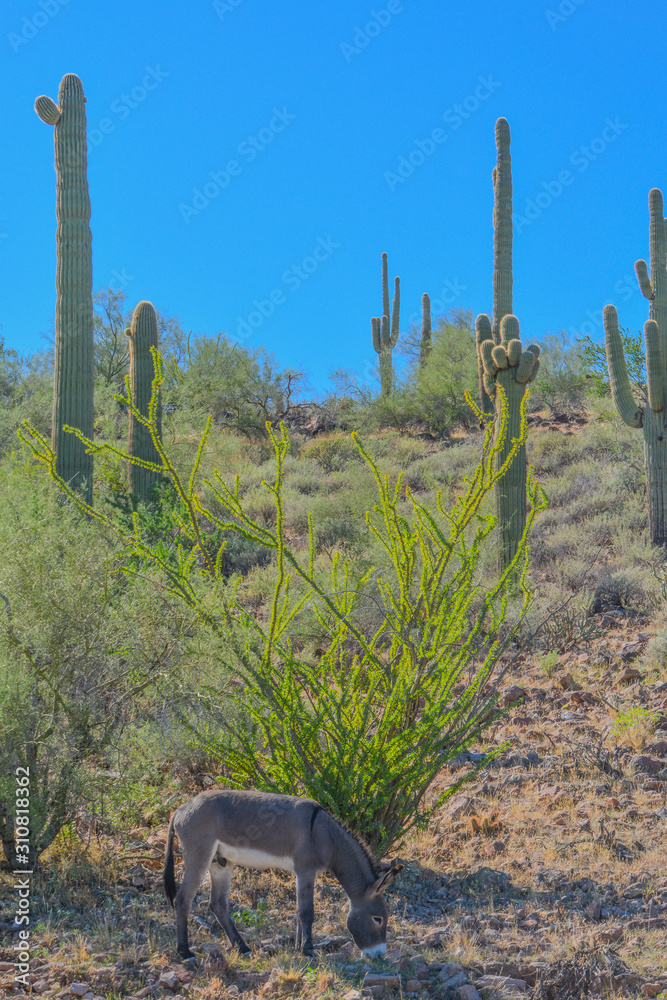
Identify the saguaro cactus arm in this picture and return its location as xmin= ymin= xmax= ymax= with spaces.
xmin=635 ymin=259 xmax=653 ymax=299
xmin=371 ymin=316 xmax=381 ymax=353
xmin=390 ymin=276 xmax=400 ymax=346
xmin=126 ymin=300 xmax=162 ymax=502
xmin=644 ymin=319 xmax=663 ymax=413
xmin=603 ymin=305 xmax=644 ymax=428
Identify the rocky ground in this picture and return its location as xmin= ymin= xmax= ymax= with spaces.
xmin=2 ymin=567 xmax=667 ymax=1000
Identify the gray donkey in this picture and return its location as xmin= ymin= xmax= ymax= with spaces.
xmin=163 ymin=789 xmax=402 ymax=959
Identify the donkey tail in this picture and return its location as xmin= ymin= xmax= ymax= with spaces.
xmin=163 ymin=813 xmax=178 ymax=907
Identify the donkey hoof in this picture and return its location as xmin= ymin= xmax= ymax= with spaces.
xmin=178 ymin=949 xmax=196 ymax=961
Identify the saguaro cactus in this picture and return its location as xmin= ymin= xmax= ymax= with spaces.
xmin=371 ymin=252 xmax=400 ymax=396
xmin=478 ymin=118 xmax=514 ymax=414
xmin=125 ymin=301 xmax=162 ymax=503
xmin=604 ymin=187 xmax=667 ymax=544
xmin=476 ymin=313 xmax=540 ymax=568
xmin=419 ymin=292 xmax=432 ymax=367
xmin=35 ymin=74 xmax=94 ymax=503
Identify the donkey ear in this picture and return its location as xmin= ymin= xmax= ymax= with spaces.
xmin=367 ymin=864 xmax=404 ymax=897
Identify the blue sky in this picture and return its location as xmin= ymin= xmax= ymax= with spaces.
xmin=1 ymin=0 xmax=666 ymax=393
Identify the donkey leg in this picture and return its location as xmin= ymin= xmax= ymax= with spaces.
xmin=295 ymin=871 xmax=316 ymax=956
xmin=175 ymin=856 xmax=211 ymax=960
xmin=209 ymin=860 xmax=251 ymax=955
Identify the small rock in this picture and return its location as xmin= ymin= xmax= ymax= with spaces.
xmin=342 ymin=992 xmax=363 ymax=1000
xmin=446 ymin=795 xmax=477 ymax=820
xmin=502 ymin=685 xmax=526 ymax=707
xmin=456 ymin=987 xmax=482 ymax=1000
xmin=641 ymin=984 xmax=665 ymax=997
xmin=362 ymin=974 xmax=401 ymax=989
xmin=31 ymin=982 xmax=50 ymax=994
xmin=443 ymin=971 xmax=469 ymax=988
xmin=631 ymin=755 xmax=665 ymax=775
xmin=597 ymin=925 xmax=624 ymax=943
xmin=645 ymin=740 xmax=667 ymax=757
xmin=405 ymin=981 xmax=423 ymax=993
xmin=439 ymin=963 xmax=462 ymax=981
xmin=475 ymin=975 xmax=529 ymax=997
xmin=68 ymin=986 xmax=90 ymax=998
xmin=617 ymin=666 xmax=643 ymax=683
xmin=158 ymin=972 xmax=181 ymax=992
xmin=422 ymin=929 xmax=448 ymax=947
xmin=623 ymin=881 xmax=648 ymax=898
xmin=620 ymin=642 xmax=644 ymax=661
xmin=558 ymin=672 xmax=580 ymax=691
xmin=584 ymin=900 xmax=602 ymax=921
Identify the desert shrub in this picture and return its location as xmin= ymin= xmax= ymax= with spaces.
xmin=579 ymin=326 xmax=647 ymax=401
xmin=528 ymin=332 xmax=589 ymax=412
xmin=410 ymin=319 xmax=481 ymax=435
xmin=304 ymin=436 xmax=363 ymax=474
xmin=0 ymin=456 xmax=194 ymax=866
xmin=610 ymin=707 xmax=658 ymax=749
xmin=590 ymin=571 xmax=648 ymax=614
xmin=22 ymin=358 xmax=546 ymax=853
xmin=174 ymin=333 xmax=305 ymax=438
xmin=0 ymin=339 xmax=52 ymax=459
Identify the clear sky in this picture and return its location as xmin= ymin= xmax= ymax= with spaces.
xmin=2 ymin=0 xmax=666 ymax=393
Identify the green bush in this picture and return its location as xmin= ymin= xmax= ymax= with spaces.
xmin=22 ymin=356 xmax=546 ymax=853
xmin=0 ymin=455 xmax=195 ymax=866
xmin=528 ymin=332 xmax=589 ymax=412
xmin=172 ymin=333 xmax=306 ymax=438
xmin=579 ymin=326 xmax=647 ymax=401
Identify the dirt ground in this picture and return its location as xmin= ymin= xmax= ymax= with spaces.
xmin=1 ymin=609 xmax=667 ymax=1000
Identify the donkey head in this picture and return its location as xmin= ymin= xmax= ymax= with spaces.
xmin=346 ymin=864 xmax=403 ymax=957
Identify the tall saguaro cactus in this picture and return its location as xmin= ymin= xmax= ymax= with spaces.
xmin=478 ymin=118 xmax=514 ymax=414
xmin=35 ymin=74 xmax=94 ymax=504
xmin=604 ymin=187 xmax=667 ymax=545
xmin=476 ymin=313 xmax=540 ymax=568
xmin=419 ymin=292 xmax=432 ymax=367
xmin=125 ymin=301 xmax=163 ymax=504
xmin=371 ymin=252 xmax=400 ymax=396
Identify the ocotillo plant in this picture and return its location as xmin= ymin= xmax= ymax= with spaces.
xmin=371 ymin=252 xmax=400 ymax=396
xmin=125 ymin=301 xmax=163 ymax=504
xmin=35 ymin=74 xmax=94 ymax=504
xmin=419 ymin=292 xmax=432 ymax=367
xmin=476 ymin=313 xmax=540 ymax=568
xmin=604 ymin=187 xmax=667 ymax=545
xmin=478 ymin=118 xmax=514 ymax=414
